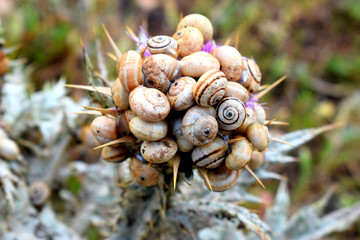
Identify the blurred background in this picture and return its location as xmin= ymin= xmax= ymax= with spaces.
xmin=1 ymin=0 xmax=359 ymax=238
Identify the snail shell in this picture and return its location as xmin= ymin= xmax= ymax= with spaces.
xmin=248 ymin=150 xmax=264 ymax=170
xmin=177 ymin=14 xmax=213 ymax=43
xmin=216 ymin=97 xmax=246 ymax=131
xmin=238 ymin=57 xmax=261 ymax=94
xmin=129 ymin=86 xmax=170 ymax=122
xmin=129 ymin=116 xmax=167 ymax=141
xmin=101 ymin=145 xmax=130 ymax=163
xmin=171 ymin=118 xmax=194 ymax=152
xmin=247 ymin=122 xmax=270 ymax=151
xmin=181 ymin=51 xmax=220 ymax=78
xmin=224 ymin=81 xmax=250 ymax=102
xmin=111 ymin=78 xmax=130 ymax=110
xmin=253 ymin=104 xmax=266 ymax=124
xmin=117 ymin=50 xmax=144 ymax=92
xmin=147 ymin=35 xmax=179 ymax=58
xmin=182 ymin=105 xmax=218 ymax=146
xmin=141 ymin=137 xmax=178 ymax=164
xmin=200 ymin=163 xmax=240 ymax=192
xmin=211 ymin=46 xmax=243 ymax=81
xmin=225 ymin=137 xmax=252 ymax=170
xmin=194 ymin=69 xmax=228 ymax=106
xmin=192 ymin=137 xmax=228 ymax=169
xmin=172 ymin=27 xmax=204 ymax=57
xmin=143 ymin=54 xmax=181 ymax=92
xmin=167 ymin=77 xmax=196 ymax=111
xmin=234 ymin=107 xmax=256 ymax=135
xmin=29 ymin=181 xmax=51 ymax=207
xmin=130 ymin=156 xmax=160 ymax=186
xmin=0 ymin=50 xmax=9 ymax=75
xmin=91 ymin=116 xmax=117 ymax=144
xmin=0 ymin=137 xmax=20 ymax=161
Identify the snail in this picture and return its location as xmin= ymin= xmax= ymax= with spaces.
xmin=194 ymin=69 xmax=228 ymax=106
xmin=225 ymin=137 xmax=252 ymax=170
xmin=211 ymin=46 xmax=243 ymax=81
xmin=238 ymin=57 xmax=261 ymax=94
xmin=247 ymin=122 xmax=270 ymax=151
xmin=224 ymin=81 xmax=250 ymax=102
xmin=90 ymin=116 xmax=118 ymax=144
xmin=0 ymin=50 xmax=8 ymax=75
xmin=253 ymin=104 xmax=266 ymax=124
xmin=234 ymin=107 xmax=256 ymax=135
xmin=111 ymin=78 xmax=130 ymax=110
xmin=177 ymin=13 xmax=213 ymax=43
xmin=129 ymin=86 xmax=170 ymax=122
xmin=129 ymin=116 xmax=167 ymax=141
xmin=29 ymin=181 xmax=51 ymax=208
xmin=182 ymin=105 xmax=218 ymax=146
xmin=167 ymin=76 xmax=196 ymax=111
xmin=130 ymin=156 xmax=160 ymax=186
xmin=192 ymin=137 xmax=228 ymax=169
xmin=117 ymin=50 xmax=144 ymax=92
xmin=140 ymin=137 xmax=178 ymax=164
xmin=172 ymin=27 xmax=204 ymax=57
xmin=0 ymin=137 xmax=20 ymax=161
xmin=101 ymin=145 xmax=131 ymax=163
xmin=216 ymin=97 xmax=246 ymax=130
xmin=147 ymin=35 xmax=179 ymax=58
xmin=200 ymin=163 xmax=240 ymax=192
xmin=248 ymin=150 xmax=264 ymax=170
xmin=171 ymin=118 xmax=194 ymax=152
xmin=143 ymin=54 xmax=181 ymax=92
xmin=181 ymin=51 xmax=220 ymax=78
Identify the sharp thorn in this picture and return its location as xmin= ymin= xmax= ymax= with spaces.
xmin=82 ymin=106 xmax=124 ymax=116
xmin=64 ymin=84 xmax=112 ymax=96
xmin=68 ymin=110 xmax=102 ymax=116
xmin=94 ymin=71 xmax=113 ymax=87
xmin=224 ymin=38 xmax=231 ymax=46
xmin=264 ymin=118 xmax=277 ymax=126
xmin=101 ymin=23 xmax=122 ymax=59
xmin=271 ymin=137 xmax=296 ymax=147
xmin=245 ymin=165 xmax=265 ymax=189
xmin=265 ymin=120 xmax=289 ymax=126
xmin=93 ymin=135 xmax=136 ymax=150
xmin=254 ymin=75 xmax=287 ymax=99
xmin=198 ymin=168 xmax=212 ymax=192
xmin=172 ymin=155 xmax=181 ymax=190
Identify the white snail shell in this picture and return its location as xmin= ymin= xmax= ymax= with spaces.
xmin=101 ymin=145 xmax=130 ymax=163
xmin=129 ymin=116 xmax=167 ymax=141
xmin=247 ymin=122 xmax=270 ymax=151
xmin=111 ymin=78 xmax=130 ymax=110
xmin=91 ymin=116 xmax=118 ymax=144
xmin=171 ymin=118 xmax=194 ymax=152
xmin=147 ymin=35 xmax=179 ymax=58
xmin=143 ymin=54 xmax=181 ymax=92
xmin=194 ymin=69 xmax=228 ymax=106
xmin=129 ymin=86 xmax=170 ymax=122
xmin=177 ymin=14 xmax=213 ymax=43
xmin=117 ymin=50 xmax=144 ymax=92
xmin=211 ymin=46 xmax=243 ymax=81
xmin=225 ymin=137 xmax=252 ymax=170
xmin=238 ymin=57 xmax=261 ymax=94
xmin=181 ymin=51 xmax=220 ymax=78
xmin=253 ymin=104 xmax=266 ymax=124
xmin=200 ymin=163 xmax=240 ymax=192
xmin=0 ymin=137 xmax=20 ymax=161
xmin=248 ymin=150 xmax=264 ymax=170
xmin=141 ymin=137 xmax=178 ymax=164
xmin=224 ymin=81 xmax=250 ymax=102
xmin=172 ymin=27 xmax=204 ymax=57
xmin=167 ymin=77 xmax=196 ymax=111
xmin=130 ymin=156 xmax=160 ymax=186
xmin=216 ymin=97 xmax=246 ymax=131
xmin=234 ymin=107 xmax=256 ymax=135
xmin=192 ymin=137 xmax=228 ymax=169
xmin=182 ymin=105 xmax=218 ymax=146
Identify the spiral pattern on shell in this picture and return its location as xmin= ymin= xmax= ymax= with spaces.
xmin=239 ymin=57 xmax=261 ymax=93
xmin=172 ymin=27 xmax=204 ymax=57
xmin=29 ymin=181 xmax=51 ymax=207
xmin=194 ymin=69 xmax=228 ymax=106
xmin=167 ymin=77 xmax=196 ymax=111
xmin=147 ymin=35 xmax=179 ymax=58
xmin=177 ymin=14 xmax=213 ymax=43
xmin=216 ymin=97 xmax=246 ymax=131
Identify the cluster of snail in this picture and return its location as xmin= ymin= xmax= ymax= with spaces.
xmin=87 ymin=14 xmax=271 ymax=191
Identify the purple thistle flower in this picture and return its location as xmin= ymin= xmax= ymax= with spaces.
xmin=244 ymin=94 xmax=268 ymax=110
xmin=126 ymin=27 xmax=151 ymax=57
xmin=201 ymin=40 xmax=219 ymax=53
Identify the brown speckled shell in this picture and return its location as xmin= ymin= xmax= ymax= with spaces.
xmin=117 ymin=50 xmax=144 ymax=92
xmin=141 ymin=137 xmax=178 ymax=164
xmin=211 ymin=46 xmax=243 ymax=81
xmin=177 ymin=14 xmax=213 ymax=43
xmin=130 ymin=156 xmax=160 ymax=186
xmin=181 ymin=51 xmax=220 ymax=78
xmin=172 ymin=27 xmax=204 ymax=57
xmin=90 ymin=116 xmax=117 ymax=144
xmin=192 ymin=137 xmax=228 ymax=169
xmin=167 ymin=77 xmax=196 ymax=111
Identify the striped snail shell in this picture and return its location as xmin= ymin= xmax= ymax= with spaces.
xmin=234 ymin=107 xmax=256 ymax=135
xmin=211 ymin=46 xmax=243 ymax=81
xmin=130 ymin=156 xmax=160 ymax=186
xmin=225 ymin=137 xmax=252 ymax=170
xmin=143 ymin=54 xmax=181 ymax=92
xmin=0 ymin=137 xmax=20 ymax=161
xmin=238 ymin=57 xmax=261 ymax=94
xmin=248 ymin=150 xmax=264 ymax=170
xmin=253 ymin=104 xmax=266 ymax=124
xmin=111 ymin=78 xmax=130 ymax=110
xmin=224 ymin=81 xmax=250 ymax=103
xmin=129 ymin=86 xmax=170 ymax=122
xmin=200 ymin=163 xmax=240 ymax=192
xmin=101 ymin=145 xmax=130 ymax=163
xmin=171 ymin=118 xmax=194 ymax=152
xmin=91 ymin=116 xmax=118 ymax=144
xmin=172 ymin=27 xmax=204 ymax=57
xmin=0 ymin=50 xmax=9 ymax=75
xmin=181 ymin=51 xmax=220 ymax=78
xmin=141 ymin=137 xmax=178 ymax=164
xmin=29 ymin=181 xmax=51 ymax=207
xmin=129 ymin=116 xmax=167 ymax=141
xmin=182 ymin=105 xmax=218 ymax=146
xmin=192 ymin=137 xmax=228 ymax=169
xmin=167 ymin=77 xmax=196 ymax=111
xmin=194 ymin=69 xmax=228 ymax=106
xmin=247 ymin=122 xmax=270 ymax=151
xmin=147 ymin=35 xmax=179 ymax=58
xmin=117 ymin=50 xmax=144 ymax=92
xmin=177 ymin=13 xmax=213 ymax=43
xmin=216 ymin=97 xmax=246 ymax=131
